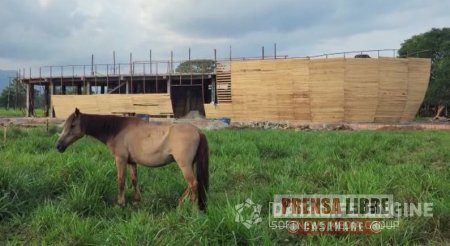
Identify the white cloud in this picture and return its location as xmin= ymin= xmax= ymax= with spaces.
xmin=0 ymin=0 xmax=449 ymax=70
xmin=38 ymin=0 xmax=52 ymax=8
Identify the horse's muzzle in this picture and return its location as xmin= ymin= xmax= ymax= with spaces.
xmin=56 ymin=142 xmax=66 ymax=153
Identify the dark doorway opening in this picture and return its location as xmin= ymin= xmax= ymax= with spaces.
xmin=171 ymin=86 xmax=205 ymax=118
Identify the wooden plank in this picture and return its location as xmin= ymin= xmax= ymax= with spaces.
xmin=309 ymin=59 xmax=345 ymax=122
xmin=374 ymin=58 xmax=408 ymax=123
xmin=52 ymin=93 xmax=172 ymax=119
xmin=204 ymin=104 xmax=233 ymax=118
xmin=400 ymin=58 xmax=431 ymax=121
xmin=344 ymin=59 xmax=379 ymax=122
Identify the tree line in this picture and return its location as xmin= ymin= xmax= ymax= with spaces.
xmin=399 ymin=27 xmax=450 ymax=117
xmin=0 ymin=80 xmax=45 ymax=110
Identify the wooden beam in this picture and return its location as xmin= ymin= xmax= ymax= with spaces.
xmin=108 ymin=81 xmax=127 ymax=94
xmin=167 ymin=78 xmax=171 ymax=96
xmin=26 ymin=83 xmax=34 ymax=117
xmin=86 ymin=81 xmax=91 ymax=95
xmin=44 ymin=85 xmax=50 ymax=117
xmin=125 ymin=80 xmax=130 ymax=94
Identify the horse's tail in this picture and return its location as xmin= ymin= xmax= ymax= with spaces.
xmin=196 ymin=132 xmax=209 ymax=211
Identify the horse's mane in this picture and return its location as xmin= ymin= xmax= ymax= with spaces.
xmin=80 ymin=114 xmax=135 ymax=143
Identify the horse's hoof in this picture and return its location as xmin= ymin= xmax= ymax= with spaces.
xmin=132 ymin=201 xmax=140 ymax=207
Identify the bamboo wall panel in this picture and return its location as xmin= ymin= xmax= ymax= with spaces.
xmin=344 ymin=59 xmax=379 ymax=122
xmin=274 ymin=60 xmax=295 ymax=120
xmin=374 ymin=58 xmax=409 ymax=123
xmin=52 ymin=94 xmax=173 ymax=119
xmin=227 ymin=58 xmax=430 ymax=123
xmin=231 ymin=60 xmax=296 ymax=121
xmin=291 ymin=59 xmax=311 ymax=121
xmin=400 ymin=58 xmax=431 ymax=121
xmin=231 ymin=60 xmax=263 ymax=121
xmin=309 ymin=59 xmax=345 ymax=122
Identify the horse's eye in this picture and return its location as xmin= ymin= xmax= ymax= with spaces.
xmin=71 ymin=124 xmax=76 ymax=128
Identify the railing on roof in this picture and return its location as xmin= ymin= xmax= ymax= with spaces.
xmin=17 ymin=48 xmax=429 ymax=80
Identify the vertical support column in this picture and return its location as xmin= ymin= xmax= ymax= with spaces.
xmin=44 ymin=84 xmax=50 ymax=117
xmin=62 ymin=85 xmax=66 ymax=95
xmin=26 ymin=83 xmax=30 ymax=115
xmin=126 ymin=80 xmax=130 ymax=94
xmin=129 ymin=52 xmax=133 ymax=93
xmin=86 ymin=81 xmax=91 ymax=95
xmin=26 ymin=83 xmax=34 ymax=117
xmin=77 ymin=85 xmax=82 ymax=95
xmin=167 ymin=78 xmax=171 ymax=96
xmin=274 ymin=43 xmax=277 ymax=59
xmin=113 ymin=51 xmax=116 ymax=74
xmin=211 ymin=77 xmax=216 ymax=104
xmin=50 ymin=81 xmax=55 ymax=117
xmin=91 ymin=54 xmax=94 ymax=76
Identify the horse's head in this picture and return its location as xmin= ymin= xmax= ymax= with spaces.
xmin=56 ymin=108 xmax=85 ymax=153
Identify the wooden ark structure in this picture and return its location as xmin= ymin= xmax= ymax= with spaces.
xmin=19 ymin=51 xmax=431 ymax=123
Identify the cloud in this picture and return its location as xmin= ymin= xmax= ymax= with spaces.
xmin=0 ymin=0 xmax=449 ymax=69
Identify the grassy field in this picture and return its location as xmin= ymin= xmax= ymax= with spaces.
xmin=0 ymin=108 xmax=45 ymax=117
xmin=0 ymin=127 xmax=449 ymax=245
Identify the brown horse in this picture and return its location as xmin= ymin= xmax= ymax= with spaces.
xmin=55 ymin=108 xmax=209 ymax=211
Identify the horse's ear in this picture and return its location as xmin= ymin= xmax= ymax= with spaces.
xmin=75 ymin=108 xmax=80 ymax=117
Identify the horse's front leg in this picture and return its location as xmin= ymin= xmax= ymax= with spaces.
xmin=128 ymin=163 xmax=141 ymax=206
xmin=115 ymin=156 xmax=127 ymax=207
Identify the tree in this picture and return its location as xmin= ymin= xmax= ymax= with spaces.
xmin=175 ymin=59 xmax=216 ymax=73
xmin=0 ymin=79 xmax=26 ymax=109
xmin=398 ymin=28 xmax=450 ymax=116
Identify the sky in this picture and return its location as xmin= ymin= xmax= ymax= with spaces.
xmin=0 ymin=0 xmax=449 ymax=71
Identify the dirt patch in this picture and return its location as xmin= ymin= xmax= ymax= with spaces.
xmin=3 ymin=116 xmax=450 ymax=131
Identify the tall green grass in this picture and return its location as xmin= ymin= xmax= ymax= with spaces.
xmin=0 ymin=127 xmax=449 ymax=245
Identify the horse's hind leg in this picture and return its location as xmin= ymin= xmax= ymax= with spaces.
xmin=128 ymin=163 xmax=141 ymax=206
xmin=178 ymin=187 xmax=190 ymax=206
xmin=115 ymin=156 xmax=127 ymax=207
xmin=174 ymin=158 xmax=198 ymax=206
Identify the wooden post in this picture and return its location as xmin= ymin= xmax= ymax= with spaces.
xmin=26 ymin=83 xmax=30 ymax=116
xmin=91 ymin=54 xmax=94 ymax=76
xmin=86 ymin=81 xmax=91 ymax=95
xmin=211 ymin=77 xmax=216 ymax=103
xmin=26 ymin=83 xmax=34 ymax=117
xmin=130 ymin=53 xmax=133 ymax=93
xmin=167 ymin=78 xmax=171 ymax=95
xmin=113 ymin=51 xmax=116 ymax=74
xmin=274 ymin=43 xmax=277 ymax=59
xmin=44 ymin=84 xmax=50 ymax=117
xmin=50 ymin=81 xmax=55 ymax=117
